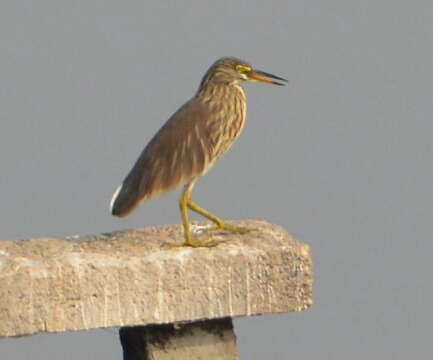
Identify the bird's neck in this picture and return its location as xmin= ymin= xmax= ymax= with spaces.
xmin=196 ymin=81 xmax=246 ymax=106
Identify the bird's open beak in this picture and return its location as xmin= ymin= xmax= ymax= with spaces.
xmin=247 ymin=70 xmax=288 ymax=86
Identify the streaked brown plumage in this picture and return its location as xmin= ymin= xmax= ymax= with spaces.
xmin=110 ymin=57 xmax=287 ymax=246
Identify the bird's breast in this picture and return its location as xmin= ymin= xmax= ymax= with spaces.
xmin=205 ymin=85 xmax=247 ymax=163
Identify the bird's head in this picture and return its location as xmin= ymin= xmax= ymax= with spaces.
xmin=200 ymin=57 xmax=288 ymax=88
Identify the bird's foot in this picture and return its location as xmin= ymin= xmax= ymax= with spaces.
xmin=171 ymin=221 xmax=256 ymax=248
xmin=171 ymin=232 xmax=220 ymax=248
xmin=204 ymin=221 xmax=255 ymax=235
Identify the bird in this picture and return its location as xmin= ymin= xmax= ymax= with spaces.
xmin=110 ymin=57 xmax=287 ymax=247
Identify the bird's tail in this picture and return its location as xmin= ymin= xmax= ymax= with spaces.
xmin=110 ymin=181 xmax=141 ymax=217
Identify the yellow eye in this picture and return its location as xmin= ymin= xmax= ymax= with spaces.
xmin=235 ymin=64 xmax=252 ymax=73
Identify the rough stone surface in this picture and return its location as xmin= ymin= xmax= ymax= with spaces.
xmin=120 ymin=318 xmax=239 ymax=360
xmin=0 ymin=220 xmax=313 ymax=338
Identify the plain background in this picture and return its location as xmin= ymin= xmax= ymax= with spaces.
xmin=1 ymin=1 xmax=432 ymax=359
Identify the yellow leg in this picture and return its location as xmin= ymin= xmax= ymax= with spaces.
xmin=179 ymin=183 xmax=191 ymax=245
xmin=187 ymin=199 xmax=251 ymax=234
xmin=177 ymin=181 xmax=214 ymax=247
xmin=176 ymin=181 xmax=253 ymax=247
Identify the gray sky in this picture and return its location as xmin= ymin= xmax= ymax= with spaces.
xmin=1 ymin=1 xmax=432 ymax=359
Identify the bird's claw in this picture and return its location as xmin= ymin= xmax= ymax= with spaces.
xmin=171 ymin=238 xmax=220 ymax=248
xmin=203 ymin=221 xmax=255 ymax=235
xmin=171 ymin=231 xmax=220 ymax=248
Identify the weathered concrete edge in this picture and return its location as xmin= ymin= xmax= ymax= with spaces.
xmin=0 ymin=220 xmax=313 ymax=338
